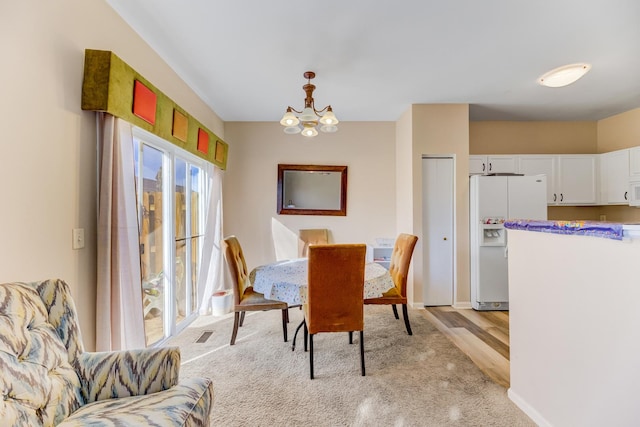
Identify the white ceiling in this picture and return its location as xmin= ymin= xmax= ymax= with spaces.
xmin=106 ymin=0 xmax=640 ymax=123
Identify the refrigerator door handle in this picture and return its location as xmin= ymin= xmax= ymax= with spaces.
xmin=504 ymin=246 xmax=508 ymax=258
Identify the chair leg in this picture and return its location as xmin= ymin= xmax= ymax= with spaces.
xmin=360 ymin=330 xmax=365 ymax=376
xmin=392 ymin=304 xmax=399 ymax=319
xmin=349 ymin=331 xmax=353 ymax=344
xmin=402 ymin=304 xmax=413 ymax=335
xmin=291 ymin=320 xmax=305 ymax=351
xmin=239 ymin=311 xmax=246 ymax=326
xmin=309 ymin=333 xmax=314 ymax=380
xmin=230 ymin=312 xmax=240 ymax=345
xmin=304 ymin=321 xmax=308 ymax=352
xmin=281 ymin=309 xmax=288 ymax=342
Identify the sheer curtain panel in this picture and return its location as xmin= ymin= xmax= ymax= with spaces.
xmin=197 ymin=165 xmax=225 ymax=314
xmin=96 ymin=113 xmax=146 ymax=351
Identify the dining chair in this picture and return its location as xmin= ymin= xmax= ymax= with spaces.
xmin=298 ymin=228 xmax=329 ymax=257
xmin=222 ymin=236 xmax=289 ymax=345
xmin=364 ymin=233 xmax=418 ymax=335
xmin=303 ymin=243 xmax=366 ymax=379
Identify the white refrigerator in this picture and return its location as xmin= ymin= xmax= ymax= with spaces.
xmin=469 ymin=174 xmax=547 ymax=310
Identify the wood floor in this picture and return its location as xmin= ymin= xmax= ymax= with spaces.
xmin=420 ymin=306 xmax=511 ymax=388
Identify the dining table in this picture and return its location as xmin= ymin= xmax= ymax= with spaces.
xmin=249 ymin=257 xmax=395 ymax=306
xmin=249 ymin=257 xmax=395 ymax=350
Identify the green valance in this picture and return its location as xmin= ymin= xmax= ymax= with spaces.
xmin=81 ymin=49 xmax=228 ymax=169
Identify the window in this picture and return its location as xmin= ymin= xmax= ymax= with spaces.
xmin=133 ymin=127 xmax=209 ymax=346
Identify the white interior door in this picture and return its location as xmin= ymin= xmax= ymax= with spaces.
xmin=422 ymin=156 xmax=454 ymax=306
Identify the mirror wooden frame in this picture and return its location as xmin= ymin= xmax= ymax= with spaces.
xmin=277 ymin=164 xmax=348 ymax=216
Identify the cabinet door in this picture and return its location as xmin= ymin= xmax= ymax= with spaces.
xmin=600 ymin=149 xmax=630 ymax=204
xmin=469 ymin=156 xmax=487 ymax=175
xmin=630 ymin=147 xmax=640 ymax=177
xmin=486 ymin=156 xmax=517 ymax=174
xmin=517 ymin=155 xmax=556 ymax=204
xmin=556 ymin=155 xmax=598 ymax=205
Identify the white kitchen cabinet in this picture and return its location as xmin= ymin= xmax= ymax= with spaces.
xmin=555 ymin=155 xmax=598 ymax=205
xmin=517 ymin=154 xmax=597 ymax=205
xmin=599 ymin=149 xmax=630 ymax=205
xmin=517 ymin=155 xmax=556 ymax=204
xmin=469 ymin=155 xmax=517 ymax=175
xmin=629 ymin=146 xmax=640 ymax=177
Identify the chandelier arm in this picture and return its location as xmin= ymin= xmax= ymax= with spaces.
xmin=313 ymin=105 xmax=331 ymax=115
xmin=286 ymin=106 xmax=304 ymax=114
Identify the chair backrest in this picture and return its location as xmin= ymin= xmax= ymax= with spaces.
xmin=298 ymin=228 xmax=329 ymax=257
xmin=0 ymin=279 xmax=85 ymax=425
xmin=388 ymin=234 xmax=419 ymax=298
xmin=222 ymin=236 xmax=249 ymax=305
xmin=306 ymin=244 xmax=366 ymax=335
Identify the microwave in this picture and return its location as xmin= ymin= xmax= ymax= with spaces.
xmin=629 ymin=178 xmax=640 ymax=206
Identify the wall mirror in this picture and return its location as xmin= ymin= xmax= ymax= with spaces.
xmin=277 ymin=164 xmax=348 ymax=216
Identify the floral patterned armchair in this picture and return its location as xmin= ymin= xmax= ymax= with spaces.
xmin=0 ymin=279 xmax=213 ymax=426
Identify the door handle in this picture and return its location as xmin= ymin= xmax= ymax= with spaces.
xmin=625 ymin=191 xmax=628 ymax=200
xmin=553 ymin=193 xmax=557 ymax=202
xmin=482 ymin=163 xmax=486 ymax=172
xmin=489 ymin=163 xmax=492 ymax=171
xmin=560 ymin=193 xmax=564 ymax=202
xmin=443 ymin=237 xmax=447 ymax=240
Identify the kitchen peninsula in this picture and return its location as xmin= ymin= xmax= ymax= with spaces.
xmin=504 ymin=220 xmax=640 ymax=426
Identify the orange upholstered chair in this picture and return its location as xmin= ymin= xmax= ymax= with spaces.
xmin=303 ymin=244 xmax=366 ymax=379
xmin=364 ymin=233 xmax=418 ymax=335
xmin=223 ymin=236 xmax=289 ymax=345
xmin=298 ymin=228 xmax=329 ymax=257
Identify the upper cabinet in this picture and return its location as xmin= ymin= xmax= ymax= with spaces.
xmin=599 ymin=149 xmax=630 ymax=205
xmin=555 ymin=155 xmax=598 ymax=205
xmin=517 ymin=154 xmax=598 ymax=205
xmin=473 ymin=154 xmax=599 ymax=205
xmin=469 ymin=155 xmax=517 ymax=175
xmin=517 ymin=156 xmax=556 ymax=204
xmin=629 ymin=147 xmax=640 ymax=177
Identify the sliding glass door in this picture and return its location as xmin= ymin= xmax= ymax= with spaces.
xmin=133 ymin=128 xmax=208 ymax=346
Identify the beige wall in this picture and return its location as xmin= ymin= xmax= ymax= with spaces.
xmin=597 ymin=108 xmax=640 ymax=153
xmin=222 ymin=121 xmax=396 ymax=270
xmin=410 ymin=105 xmax=470 ymax=305
xmin=470 ymin=121 xmax=598 ymax=154
xmin=0 ymin=1 xmax=223 ymax=350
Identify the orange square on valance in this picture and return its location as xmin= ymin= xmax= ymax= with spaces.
xmin=197 ymin=128 xmax=209 ymax=154
xmin=172 ymin=109 xmax=188 ymax=142
xmin=215 ymin=140 xmax=225 ymax=163
xmin=132 ymin=80 xmax=157 ymax=124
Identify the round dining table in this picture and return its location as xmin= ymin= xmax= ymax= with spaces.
xmin=249 ymin=258 xmax=394 ymax=305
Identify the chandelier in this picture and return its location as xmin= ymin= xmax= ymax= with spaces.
xmin=279 ymin=71 xmax=339 ymax=137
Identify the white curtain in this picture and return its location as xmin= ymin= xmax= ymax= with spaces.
xmin=197 ymin=164 xmax=226 ymax=314
xmin=95 ymin=113 xmax=146 ymax=351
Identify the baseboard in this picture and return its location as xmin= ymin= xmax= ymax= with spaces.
xmin=411 ymin=301 xmax=473 ymax=309
xmin=507 ymin=388 xmax=552 ymax=427
xmin=452 ymin=301 xmax=472 ymax=309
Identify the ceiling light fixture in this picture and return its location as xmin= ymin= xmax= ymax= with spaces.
xmin=538 ymin=63 xmax=592 ymax=88
xmin=280 ymin=71 xmax=339 ymax=137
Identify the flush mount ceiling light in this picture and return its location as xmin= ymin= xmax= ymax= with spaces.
xmin=280 ymin=71 xmax=339 ymax=137
xmin=538 ymin=63 xmax=592 ymax=88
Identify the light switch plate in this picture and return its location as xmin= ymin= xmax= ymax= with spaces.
xmin=72 ymin=228 xmax=85 ymax=249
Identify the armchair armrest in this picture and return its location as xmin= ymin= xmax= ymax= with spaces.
xmin=76 ymin=346 xmax=181 ymax=403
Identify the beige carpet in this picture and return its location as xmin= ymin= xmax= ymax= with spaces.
xmin=168 ymin=305 xmax=534 ymax=426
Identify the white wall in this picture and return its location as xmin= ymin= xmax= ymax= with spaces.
xmin=223 ymin=121 xmax=396 ymax=270
xmin=507 ymin=228 xmax=640 ymax=426
xmin=0 ymin=0 xmax=223 ymax=350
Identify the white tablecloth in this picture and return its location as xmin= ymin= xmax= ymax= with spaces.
xmin=249 ymin=258 xmax=394 ymax=305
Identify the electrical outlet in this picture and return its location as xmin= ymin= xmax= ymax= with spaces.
xmin=599 ymin=214 xmax=607 ymax=221
xmin=72 ymin=228 xmax=85 ymax=249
